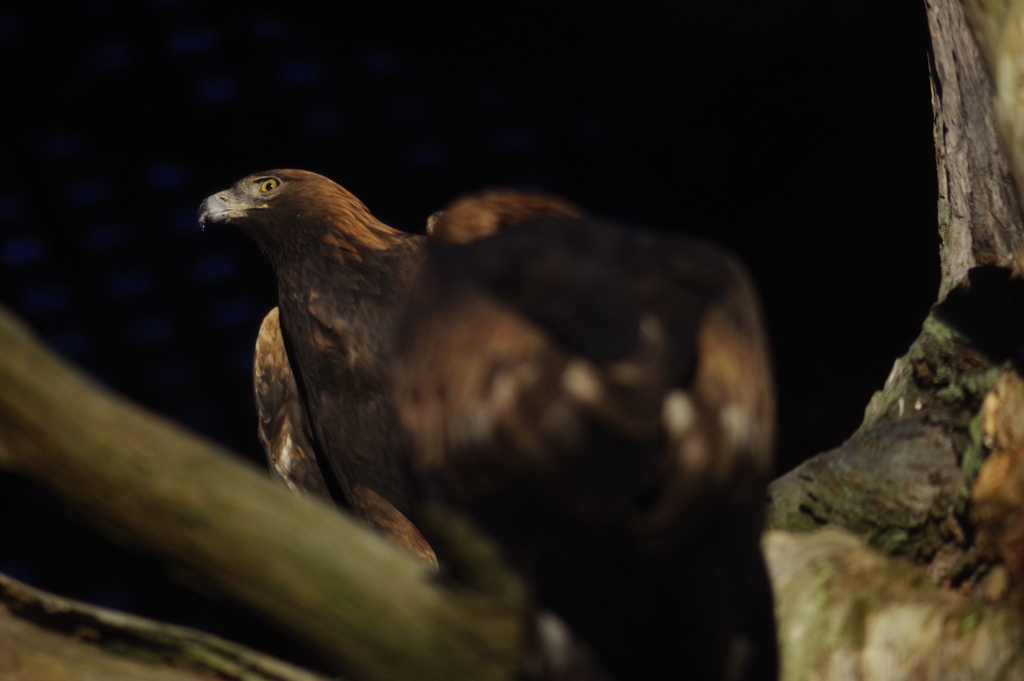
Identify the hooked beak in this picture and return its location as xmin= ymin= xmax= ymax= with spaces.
xmin=198 ymin=192 xmax=242 ymax=231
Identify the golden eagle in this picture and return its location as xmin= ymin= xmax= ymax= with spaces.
xmin=199 ymin=169 xmax=434 ymax=564
xmin=393 ymin=190 xmax=778 ymax=680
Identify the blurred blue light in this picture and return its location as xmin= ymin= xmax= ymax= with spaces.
xmin=147 ymin=357 xmax=198 ymax=390
xmin=170 ymin=400 xmax=220 ymax=432
xmin=571 ymin=115 xmax=616 ymax=146
xmin=465 ymin=83 xmax=516 ymax=112
xmin=105 ymin=270 xmax=154 ymax=300
xmin=167 ymin=27 xmax=217 ymax=56
xmin=166 ymin=206 xmax=201 ymax=234
xmin=0 ymin=195 xmax=27 ymax=222
xmin=0 ymin=11 xmax=25 ymax=45
xmin=361 ymin=48 xmax=403 ymax=78
xmin=195 ymin=75 xmax=240 ymax=104
xmin=147 ymin=161 xmax=189 ymax=190
xmin=87 ymin=0 xmax=115 ymax=17
xmin=1 ymin=236 xmax=45 ymax=266
xmin=229 ymin=345 xmax=255 ymax=376
xmin=64 ymin=177 xmax=111 ymax=208
xmin=403 ymin=140 xmax=451 ymax=170
xmin=487 ymin=127 xmax=537 ymax=155
xmin=250 ymin=13 xmax=290 ymax=41
xmin=125 ymin=314 xmax=178 ymax=344
xmin=87 ymin=41 xmax=133 ymax=72
xmin=206 ymin=298 xmax=259 ymax=328
xmin=277 ymin=58 xmax=322 ymax=89
xmin=47 ymin=329 xmax=94 ymax=357
xmin=190 ymin=253 xmax=239 ymax=282
xmin=297 ymin=107 xmax=346 ymax=138
xmin=83 ymin=221 xmax=133 ymax=252
xmin=41 ymin=131 xmax=86 ymax=160
xmin=21 ymin=285 xmax=69 ymax=314
xmin=386 ymin=93 xmax=428 ymax=125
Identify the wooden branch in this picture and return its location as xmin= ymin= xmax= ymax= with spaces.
xmin=956 ymin=5 xmax=1024 ymax=615
xmin=0 ymin=301 xmax=523 ymax=681
xmin=766 ymin=283 xmax=1008 ymax=582
xmin=769 ymin=0 xmax=1024 ymax=583
xmin=930 ymin=0 xmax=1024 ymax=297
xmin=0 ymin=570 xmax=332 ymax=681
xmin=766 ymin=528 xmax=1024 ymax=681
xmin=767 ymin=420 xmax=963 ymax=562
xmin=962 ymin=0 xmax=1024 ymax=246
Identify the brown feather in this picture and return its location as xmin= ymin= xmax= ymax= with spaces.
xmin=392 ymin=191 xmax=777 ymax=680
xmin=204 ymin=169 xmax=434 ymax=565
xmin=254 ymin=307 xmax=332 ymax=501
xmin=349 ymin=486 xmax=438 ymax=568
xmin=428 ymin=189 xmax=584 ymax=245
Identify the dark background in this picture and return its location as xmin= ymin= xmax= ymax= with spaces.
xmin=0 ymin=0 xmax=936 ymax=669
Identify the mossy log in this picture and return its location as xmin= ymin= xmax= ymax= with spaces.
xmin=962 ymin=0 xmax=1024 ymax=222
xmin=766 ymin=528 xmax=1024 ymax=681
xmin=767 ymin=311 xmax=997 ymax=579
xmin=0 ymin=571 xmax=332 ymax=681
xmin=769 ymin=0 xmax=1024 ymax=598
xmin=0 ymin=301 xmax=523 ymax=681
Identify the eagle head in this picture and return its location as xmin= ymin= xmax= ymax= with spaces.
xmin=200 ymin=169 xmax=292 ymax=230
xmin=198 ymin=169 xmax=359 ymax=230
xmin=198 ymin=169 xmax=402 ymax=265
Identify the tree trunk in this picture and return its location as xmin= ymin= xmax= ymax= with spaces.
xmin=0 ymin=571 xmax=332 ymax=681
xmin=765 ymin=528 xmax=1024 ymax=681
xmin=0 ymin=302 xmax=524 ymax=681
xmin=769 ymin=0 xmax=1024 ymax=600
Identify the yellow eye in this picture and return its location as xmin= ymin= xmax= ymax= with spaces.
xmin=259 ymin=178 xmax=280 ymax=192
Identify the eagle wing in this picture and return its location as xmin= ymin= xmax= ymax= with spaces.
xmin=392 ymin=217 xmax=777 ymax=680
xmin=259 ymin=302 xmax=437 ymax=567
xmin=394 ymin=218 xmax=774 ymax=516
xmin=254 ymin=307 xmax=333 ymax=502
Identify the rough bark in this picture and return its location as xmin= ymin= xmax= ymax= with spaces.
xmin=768 ymin=0 xmax=1024 ymax=597
xmin=0 ymin=571 xmax=332 ymax=681
xmin=930 ymin=0 xmax=1024 ymax=297
xmin=0 ymin=302 xmax=524 ymax=681
xmin=962 ymin=0 xmax=1024 ymax=231
xmin=766 ymin=528 xmax=1024 ymax=681
xmin=957 ymin=2 xmax=1024 ymax=616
